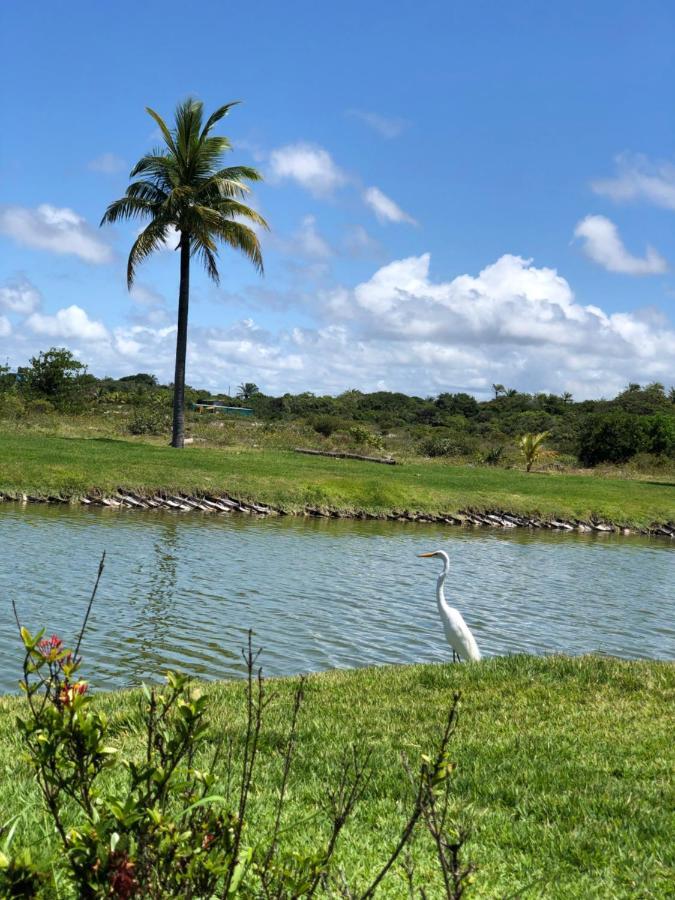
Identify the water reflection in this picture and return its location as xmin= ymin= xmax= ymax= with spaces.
xmin=0 ymin=503 xmax=672 ymax=693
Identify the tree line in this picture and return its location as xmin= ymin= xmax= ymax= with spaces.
xmin=2 ymin=347 xmax=674 ymax=467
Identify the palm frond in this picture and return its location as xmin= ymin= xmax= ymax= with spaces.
xmin=100 ymin=196 xmax=156 ymax=226
xmin=127 ymin=220 xmax=175 ymax=287
xmin=125 ymin=180 xmax=168 ymax=204
xmin=216 ymin=220 xmax=264 ymax=274
xmin=145 ymin=107 xmax=179 ymax=158
xmin=102 ymin=99 xmax=266 ymax=284
xmin=199 ymin=101 xmax=240 ymax=141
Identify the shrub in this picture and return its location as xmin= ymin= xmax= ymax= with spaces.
xmin=26 ymin=398 xmax=55 ymax=416
xmin=348 ymin=424 xmax=385 ymax=451
xmin=419 ymin=432 xmax=477 ymax=458
xmin=312 ymin=414 xmax=342 ymax=437
xmin=0 ymin=393 xmax=25 ymax=419
xmin=128 ymin=408 xmax=169 ymax=436
xmin=518 ymin=431 xmax=550 ymax=472
xmin=4 ymin=559 xmax=475 ymax=898
xmin=644 ymin=414 xmax=675 ymax=458
xmin=577 ymin=413 xmax=648 ymax=466
xmin=482 ymin=445 xmax=505 ymax=466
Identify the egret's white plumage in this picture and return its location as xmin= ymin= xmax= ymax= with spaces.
xmin=419 ymin=550 xmax=481 ymax=662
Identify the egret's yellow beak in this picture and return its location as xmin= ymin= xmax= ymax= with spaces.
xmin=418 ymin=552 xmax=436 ymax=558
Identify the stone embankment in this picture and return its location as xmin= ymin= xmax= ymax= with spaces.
xmin=1 ymin=490 xmax=673 ymax=538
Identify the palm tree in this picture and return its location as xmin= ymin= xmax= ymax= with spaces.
xmin=518 ymin=431 xmax=550 ymax=473
xmin=236 ymin=382 xmax=260 ymax=401
xmin=101 ymin=98 xmax=267 ymax=447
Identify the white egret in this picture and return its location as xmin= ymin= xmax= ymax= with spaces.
xmin=418 ymin=550 xmax=481 ymax=662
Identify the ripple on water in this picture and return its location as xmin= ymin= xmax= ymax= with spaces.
xmin=0 ymin=504 xmax=673 ymax=692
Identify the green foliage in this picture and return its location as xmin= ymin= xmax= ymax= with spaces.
xmin=236 ymin=382 xmax=260 ymax=401
xmin=118 ymin=373 xmax=158 ymax=388
xmin=8 ymin=573 xmax=471 ymax=898
xmin=578 ymin=413 xmax=648 ymax=466
xmin=128 ymin=407 xmax=169 ymax=436
xmin=18 ymin=349 xmax=87 ymax=408
xmin=348 ymin=424 xmax=384 ymax=451
xmin=518 ymin=431 xmax=550 ymax=472
xmin=312 ymin=414 xmax=342 ymax=437
xmin=481 ymin=445 xmax=505 ymax=466
xmin=419 ymin=430 xmax=478 ymax=459
xmin=0 ymin=392 xmax=25 ymax=419
xmin=26 ymin=399 xmax=55 ymax=417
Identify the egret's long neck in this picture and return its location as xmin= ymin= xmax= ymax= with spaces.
xmin=436 ymin=563 xmax=449 ymax=608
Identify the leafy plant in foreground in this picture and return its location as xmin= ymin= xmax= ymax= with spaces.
xmin=6 ymin=556 xmax=474 ymax=897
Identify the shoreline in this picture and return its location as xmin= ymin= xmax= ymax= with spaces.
xmin=2 ymin=489 xmax=673 ymax=538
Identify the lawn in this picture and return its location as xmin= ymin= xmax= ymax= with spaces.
xmin=0 ymin=656 xmax=673 ymax=897
xmin=1 ymin=430 xmax=673 ymax=527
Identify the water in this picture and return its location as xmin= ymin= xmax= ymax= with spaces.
xmin=0 ymin=503 xmax=672 ymax=693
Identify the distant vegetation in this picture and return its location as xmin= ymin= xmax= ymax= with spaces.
xmin=1 ymin=347 xmax=674 ymax=473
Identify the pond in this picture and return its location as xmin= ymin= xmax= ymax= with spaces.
xmin=0 ymin=503 xmax=673 ymax=693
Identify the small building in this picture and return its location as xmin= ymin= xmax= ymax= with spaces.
xmin=191 ymin=401 xmax=254 ymax=417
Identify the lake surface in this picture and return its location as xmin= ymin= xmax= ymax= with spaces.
xmin=0 ymin=503 xmax=673 ymax=693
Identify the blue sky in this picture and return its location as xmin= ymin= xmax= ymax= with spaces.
xmin=1 ymin=0 xmax=674 ymax=398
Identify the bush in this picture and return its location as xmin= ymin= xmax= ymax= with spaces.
xmin=644 ymin=414 xmax=675 ymax=458
xmin=0 ymin=392 xmax=25 ymax=419
xmin=4 ymin=559 xmax=474 ymax=898
xmin=26 ymin=398 xmax=55 ymax=416
xmin=348 ymin=424 xmax=384 ymax=451
xmin=578 ymin=413 xmax=648 ymax=466
xmin=312 ymin=415 xmax=342 ymax=437
xmin=128 ymin=408 xmax=169 ymax=436
xmin=419 ymin=432 xmax=478 ymax=458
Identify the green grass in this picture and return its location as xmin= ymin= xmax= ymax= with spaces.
xmin=1 ymin=656 xmax=673 ymax=897
xmin=1 ymin=430 xmax=673 ymax=526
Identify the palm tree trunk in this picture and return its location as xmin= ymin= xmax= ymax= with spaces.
xmin=171 ymin=233 xmax=190 ymax=448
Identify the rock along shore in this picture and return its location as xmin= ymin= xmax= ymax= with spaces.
xmin=1 ymin=490 xmax=673 ymax=538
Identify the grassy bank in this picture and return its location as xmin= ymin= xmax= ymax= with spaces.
xmin=1 ymin=656 xmax=673 ymax=896
xmin=1 ymin=430 xmax=674 ymax=527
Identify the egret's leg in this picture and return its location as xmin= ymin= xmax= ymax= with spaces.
xmin=452 ymin=649 xmax=458 ymax=663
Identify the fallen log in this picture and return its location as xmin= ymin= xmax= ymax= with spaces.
xmin=294 ymin=447 xmax=396 ymax=465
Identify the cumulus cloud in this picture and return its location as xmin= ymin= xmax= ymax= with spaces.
xmin=0 ymin=277 xmax=42 ymax=314
xmin=26 ymin=305 xmax=109 ymax=341
xmin=346 ymin=109 xmax=407 ymax=139
xmin=0 ymin=316 xmax=11 ymax=338
xmin=0 ymin=205 xmax=113 ymax=264
xmin=592 ymin=152 xmax=675 ymax=209
xmin=363 ymin=186 xmax=417 ymax=225
xmin=4 ymin=255 xmax=673 ymax=400
xmin=269 ymin=143 xmax=346 ymax=196
xmin=574 ymin=215 xmax=667 ymax=275
xmin=88 ymin=152 xmax=127 ymax=174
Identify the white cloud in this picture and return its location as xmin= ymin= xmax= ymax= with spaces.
xmin=4 ymin=255 xmax=674 ymax=400
xmin=592 ymin=152 xmax=675 ymax=209
xmin=0 ymin=316 xmax=11 ymax=338
xmin=130 ymin=284 xmax=166 ymax=307
xmin=88 ymin=152 xmax=127 ymax=175
xmin=342 ymin=224 xmax=383 ymax=258
xmin=269 ymin=143 xmax=346 ymax=196
xmin=346 ymin=109 xmax=407 ymax=139
xmin=574 ymin=215 xmax=667 ymax=275
xmin=278 ymin=215 xmax=333 ymax=260
xmin=0 ymin=204 xmax=113 ymax=264
xmin=0 ymin=277 xmax=42 ymax=314
xmin=363 ymin=186 xmax=417 ymax=225
xmin=26 ymin=305 xmax=109 ymax=341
